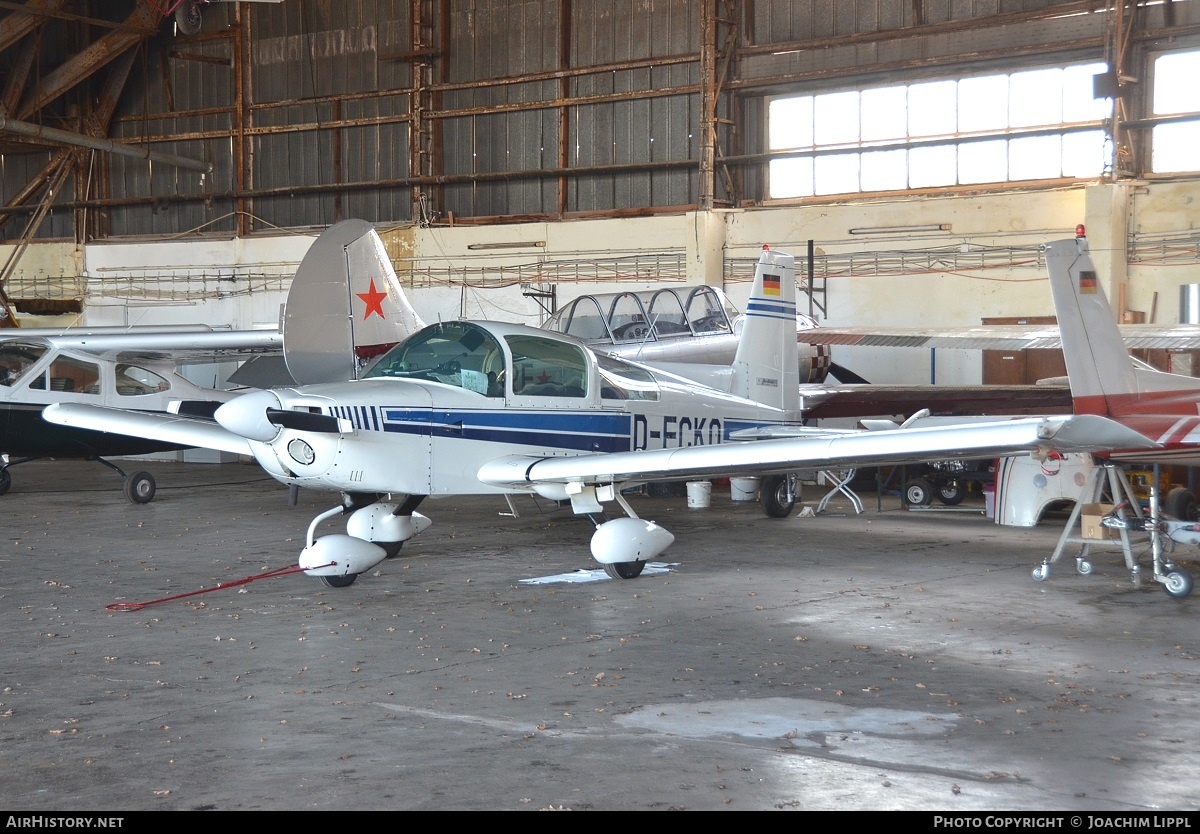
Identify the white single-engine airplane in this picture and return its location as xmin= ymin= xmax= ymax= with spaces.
xmin=43 ymin=237 xmax=1158 ymax=588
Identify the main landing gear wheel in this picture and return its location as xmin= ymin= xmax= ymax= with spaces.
xmin=1032 ymin=564 xmax=1049 ymax=582
xmin=0 ymin=468 xmax=10 ymax=496
xmin=760 ymin=474 xmax=796 ymax=518
xmin=321 ymin=573 xmax=359 ymax=588
xmin=604 ymin=560 xmax=646 ymax=579
xmin=1163 ymin=570 xmax=1194 ymax=599
xmin=904 ymin=478 xmax=935 ymax=507
xmin=1165 ymin=487 xmax=1198 ymax=521
xmin=938 ymin=484 xmax=967 ymax=505
xmin=123 ymin=471 xmax=156 ymax=504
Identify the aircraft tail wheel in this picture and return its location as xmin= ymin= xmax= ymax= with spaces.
xmin=175 ymin=1 xmax=203 ymax=36
xmin=1032 ymin=564 xmax=1049 ymax=582
xmin=0 ymin=468 xmax=10 ymax=496
xmin=1162 ymin=570 xmax=1193 ymax=599
xmin=124 ymin=471 xmax=156 ymax=504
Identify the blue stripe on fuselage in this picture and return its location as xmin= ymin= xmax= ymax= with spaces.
xmin=379 ymin=408 xmax=634 ymax=453
xmin=323 ymin=407 xmax=789 ymax=453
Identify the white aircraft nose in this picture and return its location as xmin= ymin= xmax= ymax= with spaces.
xmin=215 ymin=389 xmax=283 ymax=442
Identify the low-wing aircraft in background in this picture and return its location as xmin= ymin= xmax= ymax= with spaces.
xmin=44 ymin=238 xmax=1156 ymax=588
xmin=0 ymin=218 xmax=423 ymax=502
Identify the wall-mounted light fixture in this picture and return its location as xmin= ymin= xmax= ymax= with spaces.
xmin=848 ymin=224 xmax=952 ymax=235
xmin=466 ymin=241 xmax=547 ymax=250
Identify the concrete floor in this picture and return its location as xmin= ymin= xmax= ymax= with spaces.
xmin=1 ymin=459 xmax=1197 ymax=811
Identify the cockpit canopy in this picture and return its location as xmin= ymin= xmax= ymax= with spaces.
xmin=544 ymin=285 xmax=736 ymax=345
xmin=361 ymin=320 xmax=662 ymax=402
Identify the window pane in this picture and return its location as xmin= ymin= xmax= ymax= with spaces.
xmin=769 ymin=97 xmax=813 ymax=149
xmin=1064 ymin=63 xmax=1112 ymax=122
xmin=1010 ymin=135 xmax=1063 ymax=180
xmin=766 ymin=60 xmax=1109 ymax=198
xmin=959 ymin=75 xmax=1009 ymax=132
xmin=910 ymin=144 xmax=957 ymax=187
xmin=814 ymin=91 xmax=860 ymax=145
xmin=959 ymin=139 xmax=1007 ymax=184
xmin=1062 ymin=130 xmax=1108 ymax=177
xmin=909 ymin=80 xmax=957 ymax=136
xmin=1011 ymin=68 xmax=1063 ymax=127
xmin=1154 ymin=51 xmax=1200 ymax=115
xmin=860 ymin=148 xmax=908 ymax=191
xmin=814 ymin=153 xmax=860 ymax=195
xmin=1152 ymin=121 xmax=1200 ymax=173
xmin=861 ymin=86 xmax=907 ymax=141
xmin=769 ymin=157 xmax=814 ymax=198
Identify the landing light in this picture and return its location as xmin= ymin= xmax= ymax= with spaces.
xmin=288 ymin=438 xmax=315 ymax=465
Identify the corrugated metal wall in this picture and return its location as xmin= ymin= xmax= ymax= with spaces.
xmin=5 ymin=0 xmax=1198 ymax=239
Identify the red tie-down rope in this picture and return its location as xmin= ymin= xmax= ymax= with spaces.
xmin=106 ymin=561 xmax=335 ymax=612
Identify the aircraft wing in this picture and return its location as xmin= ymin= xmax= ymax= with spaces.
xmin=42 ymin=403 xmax=253 ymax=456
xmin=38 ymin=329 xmax=284 ymax=364
xmin=802 ymin=324 xmax=1200 ymax=351
xmin=477 ymin=414 xmax=1158 ymax=489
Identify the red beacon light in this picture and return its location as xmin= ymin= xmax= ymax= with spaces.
xmin=1076 ymin=224 xmax=1086 ymax=238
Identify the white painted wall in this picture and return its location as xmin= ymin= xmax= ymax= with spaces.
xmin=6 ymin=181 xmax=1197 ymax=389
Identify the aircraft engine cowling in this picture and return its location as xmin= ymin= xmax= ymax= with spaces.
xmin=346 ymin=503 xmax=432 ymax=544
xmin=589 ymin=517 xmax=675 ymax=565
xmin=299 ymin=534 xmax=387 ymax=578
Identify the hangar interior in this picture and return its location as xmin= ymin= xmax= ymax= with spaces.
xmin=2 ymin=0 xmax=1199 ymax=390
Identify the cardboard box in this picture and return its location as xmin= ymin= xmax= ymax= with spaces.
xmin=1080 ymin=503 xmax=1118 ymax=540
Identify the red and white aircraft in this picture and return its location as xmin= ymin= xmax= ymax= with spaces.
xmin=1045 ymin=235 xmax=1200 ymax=469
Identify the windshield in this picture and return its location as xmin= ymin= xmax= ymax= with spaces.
xmin=0 ymin=342 xmax=48 ymax=387
xmin=363 ymin=322 xmax=506 ymax=397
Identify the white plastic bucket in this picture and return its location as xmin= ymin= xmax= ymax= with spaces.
xmin=686 ymin=480 xmax=712 ymax=509
xmin=730 ymin=477 xmax=759 ymax=502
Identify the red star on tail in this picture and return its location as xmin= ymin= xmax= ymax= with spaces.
xmin=356 ymin=278 xmax=388 ymax=320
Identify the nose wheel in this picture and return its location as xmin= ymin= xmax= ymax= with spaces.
xmin=1162 ymin=569 xmax=1194 ymax=599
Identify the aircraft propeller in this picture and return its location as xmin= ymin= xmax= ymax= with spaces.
xmin=265 ymin=408 xmax=342 ymax=433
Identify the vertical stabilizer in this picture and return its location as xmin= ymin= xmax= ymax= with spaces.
xmin=1046 ymin=235 xmax=1200 ymax=416
xmin=730 ymin=246 xmax=800 ymax=412
xmin=284 ymin=220 xmax=426 ymax=384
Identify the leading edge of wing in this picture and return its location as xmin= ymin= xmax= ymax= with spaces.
xmin=803 ymin=324 xmax=1200 ymax=351
xmin=476 ymin=414 xmax=1158 ymax=489
xmin=47 ymin=330 xmax=283 ymax=363
xmin=42 ymin=403 xmax=253 ymax=456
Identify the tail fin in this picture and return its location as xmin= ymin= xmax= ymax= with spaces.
xmin=730 ymin=245 xmax=800 ymax=412
xmin=1046 ymin=235 xmax=1200 ymax=416
xmin=283 ymin=219 xmax=426 ymax=384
